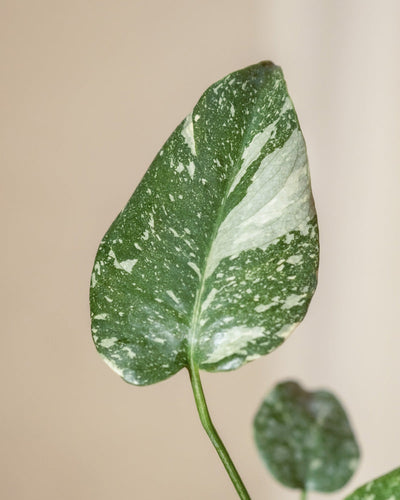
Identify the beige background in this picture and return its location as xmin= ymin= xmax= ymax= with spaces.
xmin=1 ymin=1 xmax=400 ymax=499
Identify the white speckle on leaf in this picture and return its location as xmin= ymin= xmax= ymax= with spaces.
xmin=169 ymin=227 xmax=179 ymax=237
xmin=194 ymin=114 xmax=200 ymax=122
xmin=94 ymin=313 xmax=108 ymax=320
xmin=166 ymin=290 xmax=180 ymax=304
xmin=169 ymin=194 xmax=175 ymax=202
xmin=105 ymin=296 xmax=113 ymax=303
xmin=310 ymin=458 xmax=322 ymax=470
xmin=181 ymin=113 xmax=196 ymax=156
xmin=176 ymin=162 xmax=185 ymax=173
xmin=142 ymin=230 xmax=149 ymax=240
xmin=153 ymin=337 xmax=167 ymax=344
xmin=282 ymin=294 xmax=306 ymax=309
xmin=108 ymin=249 xmax=137 ymax=273
xmin=122 ymin=346 xmax=136 ymax=359
xmin=348 ymin=458 xmax=359 ymax=471
xmin=255 ymin=303 xmax=274 ymax=313
xmin=100 ymin=337 xmax=118 ymax=348
xmin=287 ymin=255 xmax=303 ymax=265
xmin=119 ymin=259 xmax=138 ymax=273
xmin=188 ymin=262 xmax=201 ymax=278
xmin=187 ymin=161 xmax=195 ymax=179
xmin=90 ymin=272 xmax=97 ymax=287
xmin=201 ymin=288 xmax=218 ymax=312
xmin=149 ymin=214 xmax=154 ymax=228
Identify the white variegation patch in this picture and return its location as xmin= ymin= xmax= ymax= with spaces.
xmin=205 ymin=129 xmax=315 ymax=279
xmin=91 ymin=272 xmax=97 ymax=288
xmin=205 ymin=325 xmax=265 ymax=364
xmin=181 ymin=113 xmax=196 ymax=156
xmin=108 ymin=249 xmax=137 ymax=273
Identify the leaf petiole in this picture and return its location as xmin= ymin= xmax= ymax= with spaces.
xmin=188 ymin=360 xmax=251 ymax=500
xmin=301 ymin=490 xmax=307 ymax=500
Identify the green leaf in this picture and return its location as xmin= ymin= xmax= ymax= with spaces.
xmin=90 ymin=62 xmax=319 ymax=385
xmin=345 ymin=467 xmax=400 ymax=500
xmin=253 ymin=380 xmax=360 ymax=493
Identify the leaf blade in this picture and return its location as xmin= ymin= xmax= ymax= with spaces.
xmin=90 ymin=62 xmax=319 ymax=385
xmin=345 ymin=467 xmax=400 ymax=499
xmin=253 ymin=380 xmax=360 ymax=492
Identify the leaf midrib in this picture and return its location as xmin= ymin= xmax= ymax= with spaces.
xmin=187 ymin=81 xmax=270 ymax=367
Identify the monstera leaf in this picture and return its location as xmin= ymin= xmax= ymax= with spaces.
xmin=345 ymin=467 xmax=400 ymax=500
xmin=253 ymin=381 xmax=360 ymax=494
xmin=90 ymin=62 xmax=319 ymax=386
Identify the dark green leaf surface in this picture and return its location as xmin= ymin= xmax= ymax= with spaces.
xmin=345 ymin=467 xmax=400 ymax=500
xmin=90 ymin=62 xmax=319 ymax=385
xmin=253 ymin=381 xmax=360 ymax=492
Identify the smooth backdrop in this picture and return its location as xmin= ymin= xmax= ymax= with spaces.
xmin=1 ymin=1 xmax=400 ymax=499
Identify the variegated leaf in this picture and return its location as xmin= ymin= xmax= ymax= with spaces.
xmin=345 ymin=467 xmax=400 ymax=500
xmin=90 ymin=62 xmax=319 ymax=385
xmin=253 ymin=381 xmax=360 ymax=493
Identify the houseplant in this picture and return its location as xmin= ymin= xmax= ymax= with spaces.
xmin=90 ymin=61 xmax=399 ymax=499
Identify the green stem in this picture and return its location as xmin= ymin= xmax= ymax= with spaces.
xmin=188 ymin=361 xmax=251 ymax=500
xmin=301 ymin=490 xmax=307 ymax=500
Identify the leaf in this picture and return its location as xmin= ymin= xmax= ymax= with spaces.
xmin=253 ymin=380 xmax=360 ymax=493
xmin=345 ymin=467 xmax=400 ymax=500
xmin=90 ymin=62 xmax=319 ymax=385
